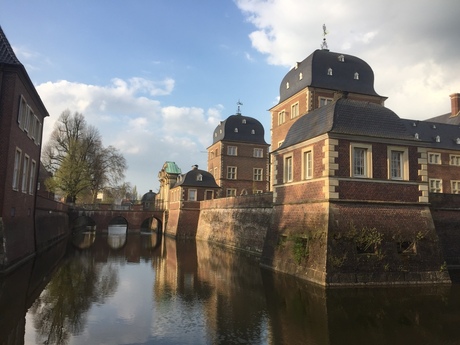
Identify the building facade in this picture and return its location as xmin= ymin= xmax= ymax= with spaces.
xmin=0 ymin=27 xmax=50 ymax=269
xmin=208 ymin=111 xmax=270 ymax=197
xmin=261 ymin=45 xmax=454 ymax=286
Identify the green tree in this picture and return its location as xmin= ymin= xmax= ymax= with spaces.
xmin=43 ymin=110 xmax=127 ymax=203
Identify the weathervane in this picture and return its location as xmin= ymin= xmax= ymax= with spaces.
xmin=236 ymin=100 xmax=243 ymax=115
xmin=321 ymin=24 xmax=329 ymax=50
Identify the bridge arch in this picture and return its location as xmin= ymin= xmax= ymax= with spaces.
xmin=140 ymin=216 xmax=163 ymax=233
xmin=72 ymin=215 xmax=97 ymax=232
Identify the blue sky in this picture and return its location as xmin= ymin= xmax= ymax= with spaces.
xmin=2 ymin=0 xmax=460 ymax=195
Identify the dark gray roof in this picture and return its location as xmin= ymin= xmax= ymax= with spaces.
xmin=279 ymin=49 xmax=382 ymax=103
xmin=212 ymin=113 xmax=268 ymax=145
xmin=174 ymin=166 xmax=220 ymax=188
xmin=425 ymin=112 xmax=460 ymax=126
xmin=401 ymin=119 xmax=460 ymax=150
xmin=0 ymin=26 xmax=21 ymax=65
xmin=141 ymin=190 xmax=156 ymax=202
xmin=279 ymin=98 xmax=417 ymax=150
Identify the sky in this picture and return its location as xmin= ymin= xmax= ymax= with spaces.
xmin=1 ymin=0 xmax=460 ymax=195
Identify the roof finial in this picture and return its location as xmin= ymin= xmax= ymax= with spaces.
xmin=236 ymin=100 xmax=243 ymax=115
xmin=321 ymin=24 xmax=329 ymax=51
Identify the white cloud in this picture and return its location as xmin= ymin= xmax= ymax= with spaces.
xmin=236 ymin=0 xmax=460 ymax=120
xmin=36 ymin=77 xmax=223 ymax=193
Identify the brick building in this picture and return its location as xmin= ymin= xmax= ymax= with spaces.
xmin=157 ymin=161 xmax=182 ymax=210
xmin=0 ymin=26 xmax=49 ymax=269
xmin=207 ymin=109 xmax=270 ymax=196
xmin=262 ymin=45 xmax=453 ymax=286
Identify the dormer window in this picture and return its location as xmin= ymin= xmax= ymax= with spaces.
xmin=234 ymin=128 xmax=238 ymax=133
xmin=327 ymin=68 xmax=333 ymax=76
xmin=196 ymin=174 xmax=202 ymax=181
xmin=415 ymin=133 xmax=419 ymax=139
xmin=299 ymin=72 xmax=303 ymax=80
xmin=242 ymin=119 xmax=246 ymax=124
xmin=338 ymin=55 xmax=345 ymax=62
xmin=457 ymin=138 xmax=460 ymax=145
xmin=432 ymin=124 xmax=437 ymax=129
xmin=436 ymin=135 xmax=441 ymax=142
xmin=295 ymin=62 xmax=299 ymax=69
xmin=214 ymin=133 xmax=217 ymax=137
xmin=251 ymin=129 xmax=255 ymax=134
xmin=412 ymin=122 xmax=417 ymax=127
xmin=354 ymin=72 xmax=359 ymax=80
xmin=286 ymin=82 xmax=290 ymax=89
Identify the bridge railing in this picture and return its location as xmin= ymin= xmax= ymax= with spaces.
xmin=73 ymin=200 xmax=166 ymax=212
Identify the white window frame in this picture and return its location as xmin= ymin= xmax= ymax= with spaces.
xmin=387 ymin=146 xmax=409 ymax=180
xmin=284 ymin=155 xmax=293 ymax=183
xmin=291 ymin=102 xmax=299 ymax=119
xmin=428 ymin=152 xmax=441 ymax=165
xmin=451 ymin=180 xmax=460 ymax=194
xmin=22 ymin=154 xmax=30 ymax=193
xmin=227 ymin=166 xmax=237 ymax=180
xmin=188 ymin=189 xmax=197 ymax=201
xmin=13 ymin=148 xmax=22 ymax=191
xmin=319 ymin=97 xmax=333 ymax=107
xmin=226 ymin=188 xmax=236 ymax=197
xmin=253 ymin=148 xmax=263 ymax=158
xmin=278 ymin=110 xmax=285 ymax=125
xmin=302 ymin=148 xmax=313 ymax=180
xmin=450 ymin=155 xmax=460 ymax=166
xmin=227 ymin=146 xmax=237 ymax=156
xmin=29 ymin=160 xmax=36 ymax=195
xmin=253 ymin=168 xmax=263 ymax=181
xmin=429 ymin=179 xmax=442 ymax=193
xmin=350 ymin=143 xmax=372 ymax=178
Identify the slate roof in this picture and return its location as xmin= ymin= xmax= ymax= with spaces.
xmin=141 ymin=190 xmax=156 ymax=202
xmin=0 ymin=26 xmax=21 ymax=65
xmin=425 ymin=112 xmax=460 ymax=126
xmin=279 ymin=49 xmax=383 ymax=104
xmin=401 ymin=119 xmax=460 ymax=150
xmin=174 ymin=165 xmax=220 ymax=189
xmin=212 ymin=114 xmax=268 ymax=145
xmin=279 ymin=98 xmax=417 ymax=150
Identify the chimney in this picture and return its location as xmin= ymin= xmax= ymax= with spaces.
xmin=192 ymin=165 xmax=198 ymax=170
xmin=450 ymin=93 xmax=460 ymax=117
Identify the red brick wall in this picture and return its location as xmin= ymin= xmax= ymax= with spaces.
xmin=338 ymin=181 xmax=419 ymax=202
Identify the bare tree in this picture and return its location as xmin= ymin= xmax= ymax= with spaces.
xmin=43 ymin=110 xmax=127 ymax=203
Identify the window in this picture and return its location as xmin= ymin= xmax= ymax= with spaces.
xmin=354 ymin=72 xmax=359 ymax=80
xmin=286 ymin=82 xmax=289 ymax=89
xmin=338 ymin=55 xmax=345 ymax=62
xmin=284 ymin=156 xmax=293 ymax=182
xmin=242 ymin=119 xmax=246 ymax=124
xmin=188 ymin=189 xmax=197 ymax=201
xmin=429 ymin=179 xmax=442 ymax=193
xmin=291 ymin=103 xmax=299 ymax=119
xmin=299 ymin=72 xmax=303 ymax=80
xmin=278 ymin=141 xmax=284 ymax=148
xmin=450 ymin=155 xmax=460 ymax=166
xmin=13 ymin=149 xmax=22 ymax=190
xmin=254 ymin=148 xmax=263 ymax=158
xmin=205 ymin=190 xmax=214 ymax=200
xmin=452 ymin=180 xmax=460 ymax=194
xmin=388 ymin=147 xmax=408 ymax=180
xmin=226 ymin=188 xmax=236 ymax=197
xmin=303 ymin=150 xmax=313 ymax=179
xmin=278 ymin=110 xmax=286 ymax=125
xmin=234 ymin=128 xmax=238 ymax=133
xmin=227 ymin=146 xmax=237 ymax=156
xmin=351 ymin=144 xmax=372 ymax=178
xmin=22 ymin=155 xmax=30 ymax=193
xmin=227 ymin=166 xmax=237 ymax=179
xmin=253 ymin=168 xmax=263 ymax=181
xmin=29 ymin=160 xmax=36 ymax=194
xmin=327 ymin=68 xmax=333 ymax=76
xmin=428 ymin=152 xmax=441 ymax=164
xmin=319 ymin=97 xmax=333 ymax=107
xmin=214 ymin=167 xmax=218 ymax=178
xmin=196 ymin=174 xmax=202 ymax=181
xmin=18 ymin=96 xmax=27 ymax=129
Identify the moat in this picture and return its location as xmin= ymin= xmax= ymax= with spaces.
xmin=2 ymin=228 xmax=460 ymax=345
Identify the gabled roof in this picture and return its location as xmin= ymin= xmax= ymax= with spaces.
xmin=279 ymin=98 xmax=416 ymax=150
xmin=425 ymin=112 xmax=460 ymax=126
xmin=174 ymin=165 xmax=220 ymax=189
xmin=0 ymin=26 xmax=21 ymax=65
xmin=401 ymin=119 xmax=460 ymax=150
xmin=279 ymin=49 xmax=383 ymax=104
xmin=211 ymin=113 xmax=268 ymax=145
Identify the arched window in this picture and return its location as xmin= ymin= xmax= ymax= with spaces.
xmin=354 ymin=72 xmax=359 ymax=80
xmin=327 ymin=68 xmax=333 ymax=76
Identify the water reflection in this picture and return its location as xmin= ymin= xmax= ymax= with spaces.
xmin=1 ymin=233 xmax=460 ymax=344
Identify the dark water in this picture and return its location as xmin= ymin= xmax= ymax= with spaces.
xmin=1 ymin=228 xmax=460 ymax=345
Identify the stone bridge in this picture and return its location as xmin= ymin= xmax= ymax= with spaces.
xmin=69 ymin=204 xmax=165 ymax=233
